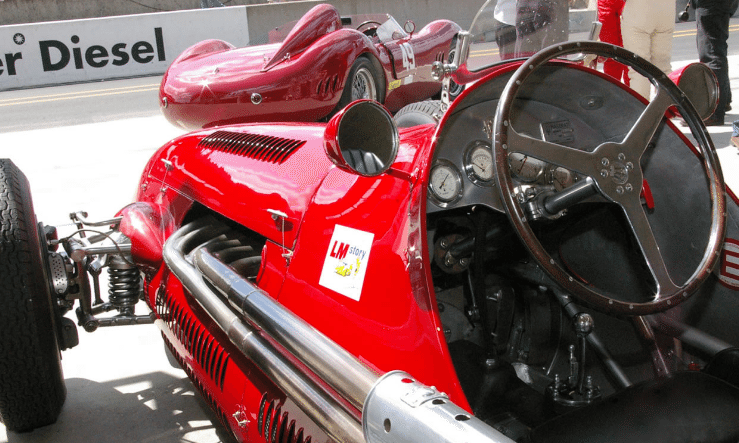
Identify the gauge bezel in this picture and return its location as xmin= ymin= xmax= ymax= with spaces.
xmin=508 ymin=152 xmax=546 ymax=183
xmin=463 ymin=140 xmax=495 ymax=186
xmin=546 ymin=165 xmax=578 ymax=191
xmin=428 ymin=159 xmax=464 ymax=207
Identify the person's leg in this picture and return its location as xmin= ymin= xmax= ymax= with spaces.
xmin=621 ymin=16 xmax=652 ymax=97
xmin=650 ymin=27 xmax=674 ymax=77
xmin=496 ymin=24 xmax=517 ymax=60
xmin=696 ymin=6 xmax=729 ymax=123
xmin=599 ymin=4 xmax=629 ymax=82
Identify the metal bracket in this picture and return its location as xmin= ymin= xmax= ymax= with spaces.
xmin=267 ymin=209 xmax=293 ymax=265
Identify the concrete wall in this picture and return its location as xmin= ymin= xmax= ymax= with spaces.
xmin=0 ymin=0 xmax=599 ymax=46
xmin=0 ymin=0 xmax=483 ymax=30
xmin=245 ymin=0 xmax=482 ymax=43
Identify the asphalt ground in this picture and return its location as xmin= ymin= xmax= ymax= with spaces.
xmin=1 ymin=20 xmax=739 ymax=443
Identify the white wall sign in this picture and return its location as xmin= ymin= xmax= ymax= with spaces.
xmin=0 ymin=6 xmax=249 ymax=90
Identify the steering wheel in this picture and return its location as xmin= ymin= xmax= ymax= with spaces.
xmin=356 ymin=20 xmax=383 ymax=30
xmin=493 ymin=41 xmax=726 ymax=316
xmin=356 ymin=20 xmax=383 ymax=36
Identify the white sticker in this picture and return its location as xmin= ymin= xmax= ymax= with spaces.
xmin=319 ymin=225 xmax=374 ymax=301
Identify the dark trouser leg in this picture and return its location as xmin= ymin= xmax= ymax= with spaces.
xmin=496 ymin=24 xmax=517 ymax=60
xmin=696 ymin=7 xmax=730 ymax=122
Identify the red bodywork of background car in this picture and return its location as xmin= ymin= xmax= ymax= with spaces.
xmin=159 ymin=4 xmax=460 ymax=130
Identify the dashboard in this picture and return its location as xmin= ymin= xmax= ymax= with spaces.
xmin=426 ymin=64 xmax=649 ymax=215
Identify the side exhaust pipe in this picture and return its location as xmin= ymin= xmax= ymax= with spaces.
xmin=163 ymin=217 xmax=514 ymax=443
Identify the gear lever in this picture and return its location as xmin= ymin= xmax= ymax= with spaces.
xmin=573 ymin=312 xmax=594 ymax=394
xmin=548 ymin=312 xmax=601 ymax=406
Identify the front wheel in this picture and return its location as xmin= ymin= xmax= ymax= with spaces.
xmin=337 ymin=57 xmax=382 ymax=110
xmin=0 ymin=159 xmax=66 ymax=432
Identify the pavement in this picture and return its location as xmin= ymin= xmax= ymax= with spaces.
xmin=1 ymin=46 xmax=739 ymax=443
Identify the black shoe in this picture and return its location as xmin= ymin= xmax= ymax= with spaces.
xmin=726 ymin=104 xmax=732 ymax=112
xmin=704 ymin=116 xmax=725 ymax=126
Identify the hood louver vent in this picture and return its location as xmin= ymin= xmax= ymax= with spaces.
xmin=156 ymin=288 xmax=229 ymax=391
xmin=258 ymin=394 xmax=312 ymax=443
xmin=199 ymin=130 xmax=306 ymax=164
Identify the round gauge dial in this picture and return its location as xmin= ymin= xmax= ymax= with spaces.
xmin=509 ymin=153 xmax=545 ymax=183
xmin=429 ymin=161 xmax=462 ymax=204
xmin=550 ymin=166 xmax=575 ymax=191
xmin=465 ymin=141 xmax=494 ymax=183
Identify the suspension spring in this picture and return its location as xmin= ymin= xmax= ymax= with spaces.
xmin=108 ymin=255 xmax=141 ymax=314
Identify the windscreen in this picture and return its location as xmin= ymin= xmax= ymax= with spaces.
xmin=467 ymin=0 xmax=596 ymax=71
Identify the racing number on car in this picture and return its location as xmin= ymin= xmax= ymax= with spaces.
xmin=400 ymin=43 xmax=416 ymax=71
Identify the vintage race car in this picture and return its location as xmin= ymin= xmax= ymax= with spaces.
xmin=159 ymin=4 xmax=461 ymax=130
xmin=2 ymin=1 xmax=739 ymax=442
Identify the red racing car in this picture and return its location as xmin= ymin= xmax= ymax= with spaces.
xmin=2 ymin=1 xmax=739 ymax=442
xmin=159 ymin=4 xmax=461 ymax=129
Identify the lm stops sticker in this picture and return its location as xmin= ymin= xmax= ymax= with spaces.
xmin=319 ymin=225 xmax=374 ymax=301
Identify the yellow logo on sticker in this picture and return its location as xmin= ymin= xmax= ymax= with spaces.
xmin=335 ymin=263 xmax=353 ymax=277
xmin=388 ymin=79 xmax=401 ymax=91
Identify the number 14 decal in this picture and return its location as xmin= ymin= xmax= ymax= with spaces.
xmin=400 ymin=43 xmax=416 ymax=71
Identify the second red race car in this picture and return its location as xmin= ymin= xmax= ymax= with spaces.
xmin=159 ymin=3 xmax=461 ymax=129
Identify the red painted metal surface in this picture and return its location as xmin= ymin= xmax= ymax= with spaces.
xmin=159 ymin=4 xmax=460 ymax=130
xmin=133 ymin=103 xmax=470 ymax=440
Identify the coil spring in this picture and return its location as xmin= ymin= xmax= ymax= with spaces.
xmin=108 ymin=255 xmax=141 ymax=313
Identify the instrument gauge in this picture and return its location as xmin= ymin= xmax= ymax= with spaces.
xmin=429 ymin=161 xmax=463 ymax=206
xmin=550 ymin=166 xmax=575 ymax=191
xmin=465 ymin=141 xmax=494 ymax=185
xmin=509 ymin=153 xmax=546 ymax=183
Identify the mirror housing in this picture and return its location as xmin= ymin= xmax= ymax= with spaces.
xmin=404 ymin=20 xmax=416 ymax=35
xmin=669 ymin=62 xmax=719 ymax=121
xmin=324 ymin=100 xmax=399 ymax=177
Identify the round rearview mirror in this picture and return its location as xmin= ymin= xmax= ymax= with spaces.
xmin=670 ymin=62 xmax=718 ymax=121
xmin=404 ymin=20 xmax=416 ymax=35
xmin=324 ymin=100 xmax=399 ymax=177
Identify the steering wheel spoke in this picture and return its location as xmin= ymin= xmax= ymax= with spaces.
xmin=619 ymin=198 xmax=680 ymax=297
xmin=619 ymin=86 xmax=674 ymax=158
xmin=507 ymin=126 xmax=596 ymax=177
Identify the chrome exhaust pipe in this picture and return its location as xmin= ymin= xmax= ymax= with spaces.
xmin=163 ymin=217 xmax=515 ymax=443
xmin=194 ymin=247 xmax=378 ymax=411
xmin=163 ymin=218 xmax=365 ymax=443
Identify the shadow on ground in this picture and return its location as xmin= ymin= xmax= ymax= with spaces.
xmin=4 ymin=372 xmax=236 ymax=443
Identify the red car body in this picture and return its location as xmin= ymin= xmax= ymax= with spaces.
xmin=122 ymin=60 xmax=738 ymax=443
xmin=128 ymin=123 xmax=460 ymax=443
xmin=159 ymin=4 xmax=461 ymax=130
xmin=3 ymin=8 xmax=739 ymax=443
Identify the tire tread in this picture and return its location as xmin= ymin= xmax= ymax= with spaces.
xmin=0 ymin=159 xmax=65 ymax=433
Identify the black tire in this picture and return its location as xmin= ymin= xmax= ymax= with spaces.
xmin=336 ymin=57 xmax=382 ymax=111
xmin=0 ymin=159 xmax=66 ymax=432
xmin=394 ymin=100 xmax=442 ymax=128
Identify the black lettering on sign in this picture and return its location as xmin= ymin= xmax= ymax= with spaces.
xmin=86 ymin=45 xmax=108 ymax=68
xmin=132 ymin=41 xmax=154 ymax=63
xmin=112 ymin=43 xmax=129 ymax=66
xmin=36 ymin=28 xmax=166 ymax=72
xmin=1 ymin=53 xmax=23 ymax=75
xmin=39 ymin=40 xmax=70 ymax=71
